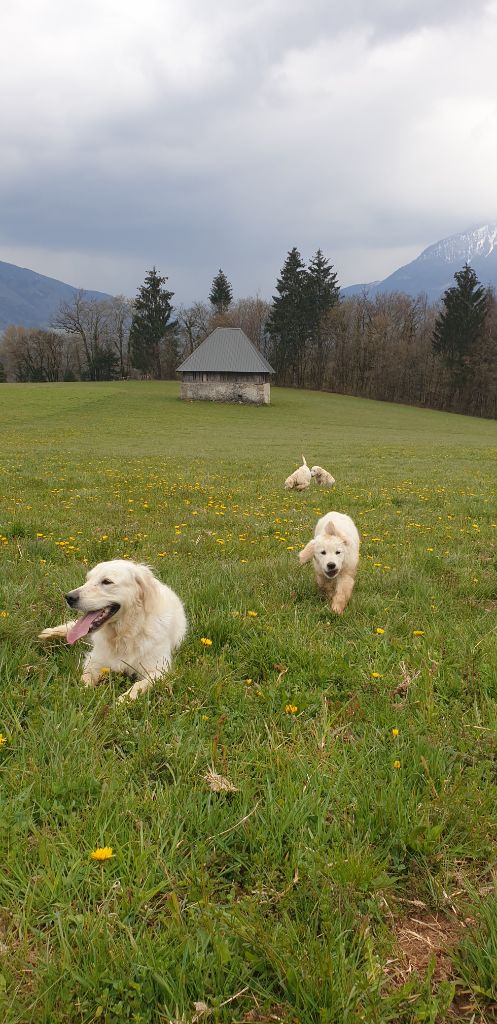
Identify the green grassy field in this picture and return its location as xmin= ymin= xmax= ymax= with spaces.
xmin=0 ymin=382 xmax=496 ymax=1023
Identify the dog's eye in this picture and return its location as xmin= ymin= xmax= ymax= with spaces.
xmin=320 ymin=550 xmax=326 ymax=555
xmin=101 ymin=579 xmax=113 ymax=585
xmin=335 ymin=550 xmax=341 ymax=555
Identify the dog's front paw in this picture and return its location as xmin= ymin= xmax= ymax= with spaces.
xmin=117 ymin=690 xmax=133 ymax=703
xmin=38 ymin=625 xmax=68 ymax=640
xmin=118 ymin=679 xmax=153 ymax=702
xmin=81 ymin=672 xmax=99 ymax=688
xmin=330 ymin=601 xmax=346 ymax=614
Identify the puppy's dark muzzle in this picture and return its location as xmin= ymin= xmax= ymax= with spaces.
xmin=65 ymin=590 xmax=80 ymax=608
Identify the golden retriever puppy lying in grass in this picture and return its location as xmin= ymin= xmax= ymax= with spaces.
xmin=299 ymin=511 xmax=360 ymax=613
xmin=284 ymin=455 xmax=312 ymax=491
xmin=39 ymin=559 xmax=187 ymax=701
xmin=310 ymin=465 xmax=336 ymax=487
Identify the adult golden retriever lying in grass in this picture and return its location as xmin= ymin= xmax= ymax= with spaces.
xmin=299 ymin=511 xmax=360 ymax=613
xmin=39 ymin=559 xmax=187 ymax=701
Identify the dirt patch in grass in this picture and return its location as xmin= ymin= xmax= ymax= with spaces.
xmin=0 ymin=914 xmax=10 ymax=957
xmin=236 ymin=1007 xmax=291 ymax=1023
xmin=391 ymin=911 xmax=462 ymax=984
xmin=385 ymin=910 xmax=490 ymax=1021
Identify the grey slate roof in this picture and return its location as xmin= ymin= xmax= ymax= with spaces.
xmin=176 ymin=327 xmax=274 ymax=374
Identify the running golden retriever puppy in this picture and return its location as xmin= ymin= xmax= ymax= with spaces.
xmin=299 ymin=512 xmax=360 ymax=613
xmin=39 ymin=559 xmax=187 ymax=701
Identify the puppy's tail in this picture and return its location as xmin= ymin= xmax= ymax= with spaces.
xmin=302 ymin=454 xmax=308 ymax=466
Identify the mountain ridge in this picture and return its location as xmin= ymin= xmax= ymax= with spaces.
xmin=0 ymin=259 xmax=112 ymax=331
xmin=3 ymin=223 xmax=497 ymax=330
xmin=343 ymin=223 xmax=497 ymax=301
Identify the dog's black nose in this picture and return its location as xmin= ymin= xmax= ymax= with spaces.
xmin=326 ymin=562 xmax=336 ymax=572
xmin=65 ymin=592 xmax=78 ymax=608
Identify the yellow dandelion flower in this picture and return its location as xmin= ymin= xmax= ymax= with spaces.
xmin=285 ymin=703 xmax=298 ymax=714
xmin=99 ymin=666 xmax=110 ymax=675
xmin=247 ymin=610 xmax=258 ymax=617
xmin=90 ymin=846 xmax=114 ymax=861
xmin=200 ymin=637 xmax=213 ymax=646
xmin=0 ymin=734 xmax=7 ymax=746
xmin=371 ymin=672 xmax=382 ymax=679
xmin=413 ymin=630 xmax=425 ymax=636
xmin=392 ymin=728 xmax=399 ymax=737
xmin=0 ymin=611 xmax=9 ymax=618
xmin=375 ymin=627 xmax=385 ymax=635
xmin=100 ymin=535 xmax=108 ymax=541
xmin=244 ymin=678 xmax=253 ymax=686
xmin=393 ymin=760 xmax=401 ymax=769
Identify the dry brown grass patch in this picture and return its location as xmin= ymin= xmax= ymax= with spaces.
xmin=389 ymin=910 xmax=462 ymax=985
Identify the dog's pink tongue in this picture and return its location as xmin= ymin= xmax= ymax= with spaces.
xmin=66 ymin=611 xmax=101 ymax=645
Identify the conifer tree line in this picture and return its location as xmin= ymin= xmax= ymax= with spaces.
xmin=0 ymin=255 xmax=496 ymax=419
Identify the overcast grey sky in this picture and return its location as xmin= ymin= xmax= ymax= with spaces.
xmin=1 ymin=0 xmax=496 ymax=302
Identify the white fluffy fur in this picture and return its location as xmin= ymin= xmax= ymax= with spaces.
xmin=39 ymin=559 xmax=187 ymax=701
xmin=284 ymin=455 xmax=312 ymax=491
xmin=310 ymin=465 xmax=336 ymax=487
xmin=299 ymin=511 xmax=360 ymax=613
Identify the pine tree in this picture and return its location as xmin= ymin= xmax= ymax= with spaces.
xmin=267 ymin=247 xmax=309 ymax=385
xmin=306 ymin=250 xmax=340 ymax=385
xmin=432 ymin=264 xmax=488 ymax=387
xmin=130 ymin=267 xmax=176 ymax=378
xmin=307 ymin=250 xmax=340 ymax=321
xmin=209 ymin=269 xmax=233 ymax=315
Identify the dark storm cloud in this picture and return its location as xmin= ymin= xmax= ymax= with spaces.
xmin=0 ymin=0 xmax=496 ymax=297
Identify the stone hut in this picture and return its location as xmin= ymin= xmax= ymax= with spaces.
xmin=177 ymin=327 xmax=274 ymax=405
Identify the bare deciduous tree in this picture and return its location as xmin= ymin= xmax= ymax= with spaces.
xmin=105 ymin=295 xmax=133 ymax=378
xmin=176 ymin=302 xmax=210 ymax=358
xmin=230 ymin=296 xmax=272 ymax=356
xmin=51 ymin=291 xmax=118 ymax=380
xmin=0 ymin=325 xmax=75 ymax=382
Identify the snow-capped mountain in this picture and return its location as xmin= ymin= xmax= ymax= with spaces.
xmin=419 ymin=224 xmax=497 ymax=264
xmin=343 ymin=224 xmax=497 ymax=302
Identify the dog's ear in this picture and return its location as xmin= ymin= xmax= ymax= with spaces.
xmin=133 ymin=564 xmax=158 ymax=611
xmin=324 ymin=520 xmax=348 ymax=543
xmin=299 ymin=539 xmax=315 ymax=564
